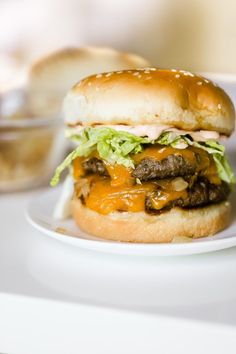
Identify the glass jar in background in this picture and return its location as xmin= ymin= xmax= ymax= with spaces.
xmin=0 ymin=116 xmax=65 ymax=192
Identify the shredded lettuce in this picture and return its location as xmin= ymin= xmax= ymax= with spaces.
xmin=156 ymin=131 xmax=235 ymax=184
xmin=51 ymin=128 xmax=235 ymax=186
xmin=51 ymin=127 xmax=150 ymax=186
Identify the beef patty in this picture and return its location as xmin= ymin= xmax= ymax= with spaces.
xmin=132 ymin=155 xmax=196 ymax=181
xmin=83 ymin=154 xmax=196 ymax=180
xmin=82 ymin=157 xmax=230 ymax=213
xmin=82 ymin=157 xmax=108 ymax=176
xmin=145 ymin=178 xmax=230 ymax=213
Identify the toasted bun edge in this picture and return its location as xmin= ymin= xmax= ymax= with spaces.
xmin=71 ymin=199 xmax=231 ymax=243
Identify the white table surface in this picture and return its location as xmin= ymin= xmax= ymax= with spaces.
xmin=1 ymin=77 xmax=236 ymax=354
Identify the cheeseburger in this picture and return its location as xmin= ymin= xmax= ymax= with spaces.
xmin=51 ymin=68 xmax=235 ymax=243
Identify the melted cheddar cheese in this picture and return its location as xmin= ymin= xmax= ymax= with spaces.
xmin=73 ymin=144 xmax=221 ymax=215
xmin=149 ymin=189 xmax=188 ymax=210
xmin=203 ymin=156 xmax=221 ymax=185
xmin=104 ymin=162 xmax=134 ymax=187
xmin=189 ymin=147 xmax=221 ymax=184
xmin=85 ymin=176 xmax=156 ymax=215
xmin=73 ymin=157 xmax=84 ymax=180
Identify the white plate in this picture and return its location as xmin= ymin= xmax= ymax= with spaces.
xmin=26 ymin=186 xmax=236 ymax=256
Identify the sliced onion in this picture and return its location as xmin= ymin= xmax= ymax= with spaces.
xmin=156 ymin=178 xmax=188 ymax=191
xmin=171 ymin=177 xmax=188 ymax=191
xmin=75 ymin=178 xmax=90 ymax=198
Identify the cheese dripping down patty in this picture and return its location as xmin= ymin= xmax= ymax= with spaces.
xmin=70 ymin=145 xmax=221 ymax=215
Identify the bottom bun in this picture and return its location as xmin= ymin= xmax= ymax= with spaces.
xmin=71 ymin=199 xmax=231 ymax=243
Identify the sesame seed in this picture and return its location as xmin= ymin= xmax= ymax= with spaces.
xmin=197 ymin=81 xmax=202 ymax=85
xmin=175 ymin=74 xmax=180 ymax=78
xmin=137 ymin=75 xmax=142 ymax=79
xmin=204 ymin=79 xmax=209 ymax=83
xmin=171 ymin=69 xmax=177 ymax=72
xmin=213 ymin=82 xmax=218 ymax=87
xmin=183 ymin=72 xmax=193 ymax=77
xmin=127 ymin=70 xmax=132 ymax=73
xmin=218 ymin=104 xmax=222 ymax=109
xmin=96 ymin=74 xmax=102 ymax=78
xmin=116 ymin=71 xmax=123 ymax=74
xmin=144 ymin=70 xmax=150 ymax=74
xmin=88 ymin=82 xmax=92 ymax=86
xmin=105 ymin=73 xmax=112 ymax=77
xmin=133 ymin=72 xmax=139 ymax=76
xmin=180 ymin=70 xmax=194 ymax=77
xmin=149 ymin=68 xmax=156 ymax=71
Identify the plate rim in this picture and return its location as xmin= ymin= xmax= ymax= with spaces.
xmin=25 ymin=187 xmax=236 ymax=257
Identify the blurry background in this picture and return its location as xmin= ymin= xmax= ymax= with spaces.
xmin=1 ymin=0 xmax=236 ymax=192
xmin=0 ymin=0 xmax=236 ymax=90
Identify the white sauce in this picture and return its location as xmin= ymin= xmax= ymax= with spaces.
xmin=67 ymin=124 xmax=222 ymax=142
xmin=104 ymin=124 xmax=171 ymax=140
xmin=167 ymin=128 xmax=220 ymax=141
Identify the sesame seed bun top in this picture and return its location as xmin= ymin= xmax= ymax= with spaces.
xmin=64 ymin=68 xmax=235 ymax=135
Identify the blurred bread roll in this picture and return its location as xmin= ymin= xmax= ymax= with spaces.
xmin=27 ymin=46 xmax=150 ymax=117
